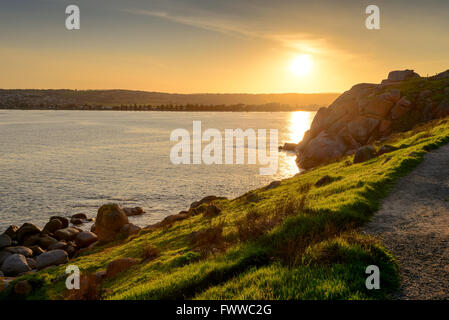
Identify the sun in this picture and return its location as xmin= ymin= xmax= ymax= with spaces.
xmin=290 ymin=54 xmax=313 ymax=77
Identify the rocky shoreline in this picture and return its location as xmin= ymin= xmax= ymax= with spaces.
xmin=0 ymin=205 xmax=145 ymax=282
xmin=0 ymin=196 xmax=226 ymax=293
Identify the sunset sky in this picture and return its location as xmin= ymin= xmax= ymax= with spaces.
xmin=0 ymin=0 xmax=448 ymax=93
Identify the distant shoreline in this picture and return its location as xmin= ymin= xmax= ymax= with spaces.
xmin=0 ymin=106 xmax=321 ymax=112
xmin=0 ymin=89 xmax=338 ymax=112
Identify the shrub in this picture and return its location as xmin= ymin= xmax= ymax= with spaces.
xmin=190 ymin=221 xmax=227 ymax=257
xmin=237 ymin=196 xmax=307 ymax=243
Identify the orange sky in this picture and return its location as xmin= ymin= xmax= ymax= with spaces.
xmin=1 ymin=0 xmax=448 ymax=93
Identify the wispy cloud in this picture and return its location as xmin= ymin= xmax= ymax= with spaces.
xmin=122 ymin=8 xmax=259 ymax=39
xmin=123 ymin=7 xmax=357 ymax=60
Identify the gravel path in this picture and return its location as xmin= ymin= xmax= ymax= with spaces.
xmin=364 ymin=144 xmax=449 ymax=300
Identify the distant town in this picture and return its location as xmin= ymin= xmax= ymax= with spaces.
xmin=0 ymin=89 xmax=339 ymax=112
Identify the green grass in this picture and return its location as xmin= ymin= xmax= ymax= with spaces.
xmin=3 ymin=117 xmax=449 ymax=300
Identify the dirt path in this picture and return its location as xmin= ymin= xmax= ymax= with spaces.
xmin=364 ymin=144 xmax=449 ymax=300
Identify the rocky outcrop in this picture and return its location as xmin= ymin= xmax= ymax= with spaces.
xmin=387 ymin=69 xmax=420 ymax=82
xmin=293 ymin=69 xmax=449 ymax=169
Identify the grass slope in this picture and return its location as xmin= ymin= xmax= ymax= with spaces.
xmin=3 ymin=117 xmax=449 ymax=300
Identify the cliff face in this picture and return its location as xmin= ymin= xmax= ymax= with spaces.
xmin=296 ymin=69 xmax=449 ymax=169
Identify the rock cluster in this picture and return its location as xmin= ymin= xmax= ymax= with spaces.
xmin=294 ymin=69 xmax=449 ymax=169
xmin=0 ymin=214 xmax=98 ymax=278
xmin=1 ymin=204 xmax=144 ymax=284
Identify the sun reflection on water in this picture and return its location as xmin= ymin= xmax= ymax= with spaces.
xmin=289 ymin=111 xmax=315 ymax=142
xmin=278 ymin=111 xmax=316 ymax=178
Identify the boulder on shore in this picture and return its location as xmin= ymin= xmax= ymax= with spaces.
xmin=4 ymin=246 xmax=33 ymax=257
xmin=75 ymin=231 xmax=98 ymax=248
xmin=47 ymin=241 xmax=67 ymax=251
xmin=95 ymin=204 xmax=129 ymax=243
xmin=3 ymin=225 xmax=18 ymax=241
xmin=29 ymin=246 xmax=45 ymax=257
xmin=123 ymin=207 xmax=145 ymax=217
xmin=26 ymin=258 xmax=37 ymax=269
xmin=38 ymin=235 xmax=58 ymax=249
xmin=36 ymin=250 xmax=68 ymax=270
xmin=50 ymin=216 xmax=69 ymax=229
xmin=279 ymin=143 xmax=298 ymax=152
xmin=0 ymin=234 xmax=12 ymax=249
xmin=0 ymin=251 xmax=12 ymax=266
xmin=70 ymin=218 xmax=83 ymax=225
xmin=72 ymin=213 xmax=88 ymax=220
xmin=43 ymin=219 xmax=63 ymax=234
xmin=55 ymin=227 xmax=80 ymax=241
xmin=1 ymin=254 xmax=31 ymax=276
xmin=16 ymin=223 xmax=41 ymax=244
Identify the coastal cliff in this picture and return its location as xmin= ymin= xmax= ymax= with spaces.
xmin=294 ymin=69 xmax=449 ymax=169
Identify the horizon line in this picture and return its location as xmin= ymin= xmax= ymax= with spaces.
xmin=0 ymin=88 xmax=342 ymax=95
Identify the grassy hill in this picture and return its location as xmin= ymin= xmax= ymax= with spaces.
xmin=3 ymin=116 xmax=449 ymax=300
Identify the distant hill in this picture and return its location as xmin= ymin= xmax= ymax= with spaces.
xmin=0 ymin=89 xmax=340 ymax=111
